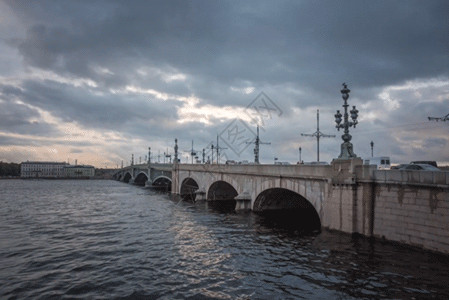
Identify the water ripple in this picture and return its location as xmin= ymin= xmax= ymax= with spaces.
xmin=1 ymin=180 xmax=449 ymax=299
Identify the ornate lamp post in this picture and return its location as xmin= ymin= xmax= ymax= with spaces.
xmin=211 ymin=144 xmax=214 ymax=163
xmin=335 ymin=83 xmax=359 ymax=159
xmin=174 ymin=138 xmax=178 ymax=164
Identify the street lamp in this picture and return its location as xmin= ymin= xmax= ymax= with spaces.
xmin=370 ymin=141 xmax=374 ymax=157
xmin=211 ymin=144 xmax=214 ymax=164
xmin=174 ymin=138 xmax=178 ymax=164
xmin=298 ymin=147 xmax=302 ymax=163
xmin=335 ymin=83 xmax=359 ymax=159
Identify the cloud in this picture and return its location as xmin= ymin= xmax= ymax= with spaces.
xmin=0 ymin=0 xmax=448 ymax=166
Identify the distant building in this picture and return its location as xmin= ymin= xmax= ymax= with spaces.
xmin=64 ymin=165 xmax=95 ymax=178
xmin=20 ymin=161 xmax=95 ymax=178
xmin=20 ymin=161 xmax=68 ymax=178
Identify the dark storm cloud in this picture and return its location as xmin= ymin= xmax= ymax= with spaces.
xmin=1 ymin=0 xmax=448 ymax=164
xmin=17 ymin=79 xmax=179 ymax=131
xmin=9 ymin=0 xmax=448 ymax=105
xmin=0 ymin=135 xmax=97 ymax=148
xmin=0 ymin=135 xmax=38 ymax=146
xmin=0 ymin=84 xmax=60 ymax=136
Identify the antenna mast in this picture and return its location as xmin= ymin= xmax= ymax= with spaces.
xmin=301 ymin=109 xmax=335 ymax=162
xmin=216 ymin=135 xmax=228 ymax=164
xmin=183 ymin=140 xmax=199 ymax=164
xmin=246 ymin=125 xmax=271 ymax=164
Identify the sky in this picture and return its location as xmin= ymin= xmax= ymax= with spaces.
xmin=0 ymin=0 xmax=448 ymax=168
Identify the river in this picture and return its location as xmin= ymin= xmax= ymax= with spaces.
xmin=0 ymin=179 xmax=448 ymax=299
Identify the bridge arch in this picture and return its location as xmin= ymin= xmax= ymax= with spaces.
xmin=207 ymin=180 xmax=238 ymax=201
xmin=123 ymin=172 xmax=132 ymax=183
xmin=134 ymin=172 xmax=148 ymax=186
xmin=152 ymin=175 xmax=172 ymax=191
xmin=253 ymin=188 xmax=321 ymax=231
xmin=180 ymin=177 xmax=199 ymax=201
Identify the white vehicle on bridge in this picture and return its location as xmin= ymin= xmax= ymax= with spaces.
xmin=364 ymin=156 xmax=391 ymax=170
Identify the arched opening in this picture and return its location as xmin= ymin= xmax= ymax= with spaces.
xmin=253 ymin=188 xmax=321 ymax=233
xmin=152 ymin=176 xmax=172 ymax=192
xmin=207 ymin=181 xmax=238 ymax=211
xmin=207 ymin=181 xmax=238 ymax=201
xmin=180 ymin=177 xmax=199 ymax=202
xmin=134 ymin=173 xmax=148 ymax=186
xmin=123 ymin=172 xmax=132 ymax=183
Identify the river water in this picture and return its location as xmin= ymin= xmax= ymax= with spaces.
xmin=1 ymin=179 xmax=448 ymax=299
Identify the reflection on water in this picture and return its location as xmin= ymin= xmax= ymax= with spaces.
xmin=204 ymin=199 xmax=237 ymax=213
xmin=0 ymin=179 xmax=448 ymax=299
xmin=255 ymin=209 xmax=322 ymax=234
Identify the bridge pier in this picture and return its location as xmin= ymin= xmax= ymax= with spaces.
xmin=195 ymin=188 xmax=207 ymax=201
xmin=144 ymin=179 xmax=153 ymax=188
xmin=235 ymin=191 xmax=251 ymax=211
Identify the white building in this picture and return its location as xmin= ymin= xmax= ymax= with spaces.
xmin=64 ymin=165 xmax=95 ymax=178
xmin=20 ymin=161 xmax=68 ymax=178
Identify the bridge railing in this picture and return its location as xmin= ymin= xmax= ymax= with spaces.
xmin=118 ymin=163 xmax=173 ymax=170
xmin=149 ymin=163 xmax=173 ymax=171
xmin=175 ymin=163 xmax=332 ymax=178
xmin=373 ymin=169 xmax=449 ymax=186
xmin=355 ymin=165 xmax=449 ymax=186
xmin=118 ymin=164 xmax=149 ymax=170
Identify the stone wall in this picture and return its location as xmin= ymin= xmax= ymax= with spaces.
xmin=322 ymin=183 xmax=357 ymax=233
xmin=322 ymin=159 xmax=364 ymax=234
xmin=368 ymin=170 xmax=449 ymax=253
xmin=324 ymin=163 xmax=449 ymax=254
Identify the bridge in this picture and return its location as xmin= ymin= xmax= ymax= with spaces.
xmin=113 ymin=159 xmax=449 ymax=254
xmin=113 ymin=163 xmax=172 ymax=190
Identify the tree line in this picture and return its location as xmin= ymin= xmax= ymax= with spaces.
xmin=0 ymin=162 xmax=21 ymax=177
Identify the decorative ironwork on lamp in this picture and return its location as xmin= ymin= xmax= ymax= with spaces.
xmin=335 ymin=83 xmax=359 ymax=159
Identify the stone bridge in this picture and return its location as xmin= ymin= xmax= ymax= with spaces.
xmin=172 ymin=159 xmax=449 ymax=254
xmin=173 ymin=162 xmax=330 ymax=232
xmin=113 ymin=163 xmax=172 ymax=189
xmin=113 ymin=159 xmax=449 ymax=253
